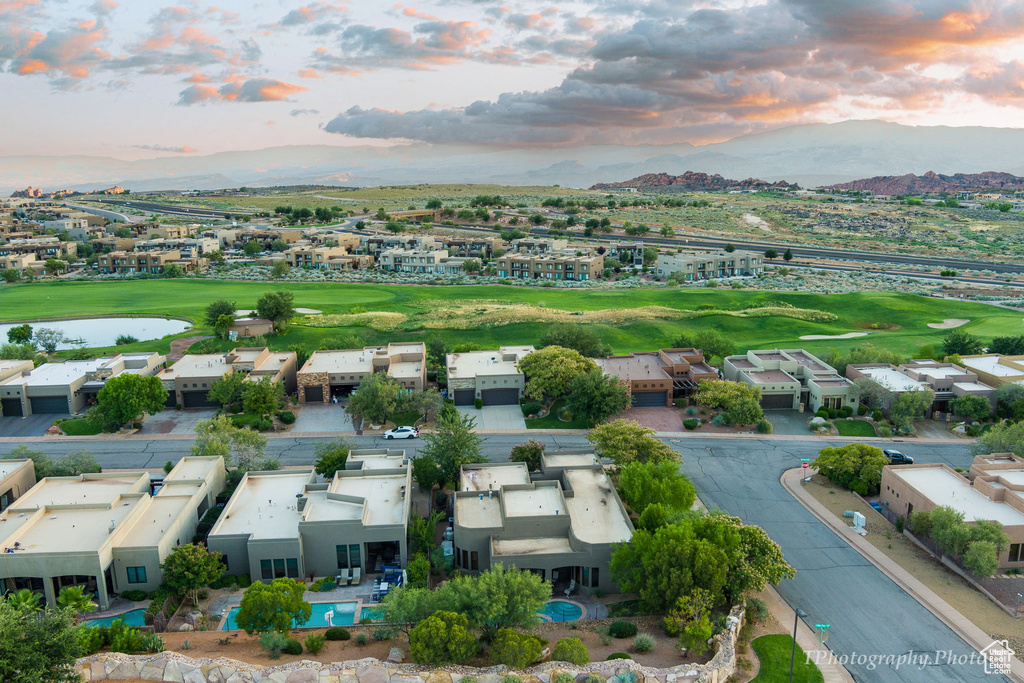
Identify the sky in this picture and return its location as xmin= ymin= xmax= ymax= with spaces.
xmin=2 ymin=0 xmax=1024 ymax=159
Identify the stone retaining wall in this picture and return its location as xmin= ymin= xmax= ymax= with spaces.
xmin=77 ymin=606 xmax=744 ymax=683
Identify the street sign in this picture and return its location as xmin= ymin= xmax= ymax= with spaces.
xmin=815 ymin=624 xmax=831 ymax=629
xmin=802 ymin=461 xmax=809 ymax=469
xmin=815 ymin=623 xmax=831 ymax=649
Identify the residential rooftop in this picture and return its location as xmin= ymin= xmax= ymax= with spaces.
xmin=461 ymin=463 xmax=531 ymax=492
xmin=745 ymin=370 xmax=798 ymax=384
xmin=492 ymin=537 xmax=573 ymax=556
xmin=889 ymin=466 xmax=1024 ymax=527
xmin=447 ymin=347 xmax=534 ymax=378
xmin=961 ymin=355 xmax=1024 ymax=378
xmin=329 ymin=472 xmax=408 ymax=526
xmin=858 ymin=366 xmax=928 ymax=392
xmin=0 ymin=359 xmax=105 ymax=387
xmin=210 ymin=470 xmax=311 ymax=540
xmin=0 ymin=459 xmax=32 ymax=480
xmin=301 ymin=349 xmax=372 ymax=375
xmin=563 ymin=468 xmax=632 ymax=544
xmin=596 ymin=354 xmax=669 ymax=379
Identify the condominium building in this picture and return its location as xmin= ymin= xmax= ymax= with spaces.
xmin=447 ymin=346 xmax=535 ymax=406
xmin=881 ymin=454 xmax=1024 ymax=570
xmin=846 ymin=360 xmax=996 ymax=417
xmin=454 ymin=452 xmax=633 ymax=593
xmin=724 ymin=349 xmax=858 ymax=411
xmin=97 ymin=250 xmax=208 ymax=275
xmin=0 ymin=236 xmax=77 ymax=260
xmin=157 ymin=347 xmax=297 ymax=409
xmin=283 ymin=245 xmax=351 ymax=269
xmin=655 ymin=250 xmax=763 ymax=280
xmin=596 ymin=348 xmax=718 ymax=407
xmin=297 ymin=343 xmax=426 ymax=403
xmin=0 ymin=353 xmax=165 ymax=417
xmin=438 ymin=236 xmax=503 ymax=259
xmin=378 ymin=248 xmax=450 ymax=273
xmin=361 ymin=234 xmax=441 ymax=258
xmin=494 ymin=251 xmax=603 ymax=281
xmin=509 ymin=238 xmax=568 ymax=254
xmin=0 ymin=459 xmax=35 ymax=513
xmin=960 ymin=354 xmax=1024 ymax=387
xmin=208 ymin=450 xmax=412 ymax=583
xmin=0 ymin=456 xmax=225 ymax=609
xmin=604 ymin=242 xmax=645 ymax=267
xmin=0 ymin=252 xmax=38 ymax=274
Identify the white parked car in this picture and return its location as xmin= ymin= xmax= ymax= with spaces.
xmin=383 ymin=426 xmax=419 ymax=439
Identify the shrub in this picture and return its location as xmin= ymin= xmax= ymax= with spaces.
xmin=685 ymin=406 xmax=697 ymax=415
xmin=815 ymin=408 xmax=829 ymax=418
xmin=895 ymin=516 xmax=905 ymax=534
xmin=607 ymin=653 xmax=632 ymax=660
xmin=613 ymin=673 xmax=637 ymax=683
xmin=305 ymin=633 xmax=326 ymax=655
xmin=77 ymin=626 xmax=105 ymax=655
xmin=745 ymin=597 xmax=769 ymax=623
xmin=490 ymin=628 xmax=543 ymax=668
xmin=317 ymin=581 xmax=336 ymax=592
xmin=711 ymin=414 xmax=727 ymax=426
xmin=554 ymin=674 xmax=576 ymax=683
xmin=858 ymin=404 xmax=868 ymax=415
xmin=283 ymin=638 xmax=303 ymax=656
xmin=872 ymin=409 xmax=883 ymax=421
xmin=608 ymin=621 xmax=638 ymax=638
xmin=121 ymin=590 xmax=147 ymax=602
xmin=502 ymin=677 xmax=523 ymax=683
xmin=325 ymin=627 xmax=351 ymax=641
xmin=260 ymin=632 xmax=288 ymax=659
xmin=140 ymin=633 xmax=165 ymax=653
xmin=827 ymin=408 xmax=838 ymax=419
xmin=278 ymin=411 xmax=296 ymax=424
xmin=355 ymin=633 xmax=369 ymax=646
xmin=256 ymin=418 xmax=273 ymax=431
xmin=552 ymin=637 xmax=589 ymax=665
xmin=840 ymin=406 xmax=854 ymax=418
xmin=585 ymin=676 xmax=604 ymax=683
xmin=522 ymin=402 xmax=542 ymax=417
xmin=474 ymin=398 xmax=483 ymax=409
xmin=373 ymin=626 xmax=396 ymax=641
xmin=633 ymin=632 xmax=654 ymax=652
xmin=109 ymin=621 xmax=145 ymax=654
xmin=756 ymin=419 xmax=773 ymax=434
xmin=683 ymin=418 xmax=699 ymax=430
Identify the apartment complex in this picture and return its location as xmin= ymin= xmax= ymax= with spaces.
xmin=655 ymin=250 xmax=764 ymax=280
xmin=724 ymin=349 xmax=858 ymax=411
xmin=297 ymin=342 xmax=427 ymax=403
xmin=846 ymin=359 xmax=996 ymax=416
xmin=454 ymin=452 xmax=633 ymax=593
xmin=208 ymin=450 xmax=412 ymax=583
xmin=157 ymin=348 xmax=297 ymax=408
xmin=0 ymin=456 xmax=225 ymax=609
xmin=596 ymin=348 xmax=718 ymax=407
xmin=0 ymin=353 xmax=164 ymax=417
xmin=494 ymin=251 xmax=603 ymax=281
xmin=0 ymin=459 xmax=35 ymax=513
xmin=881 ymin=454 xmax=1024 ymax=570
xmin=361 ymin=234 xmax=440 ymax=258
xmin=447 ymin=346 xmax=535 ymax=406
xmin=282 ymin=245 xmax=372 ymax=271
xmin=0 ymin=236 xmax=77 ymax=260
xmin=97 ymin=250 xmax=209 ymax=275
xmin=960 ymin=354 xmax=1024 ymax=387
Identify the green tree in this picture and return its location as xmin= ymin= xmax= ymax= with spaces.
xmin=409 ymin=610 xmax=477 ymax=665
xmin=55 ymin=586 xmax=96 ymax=616
xmin=518 ymin=346 xmax=598 ymax=400
xmin=949 ymin=394 xmax=991 ymax=421
xmin=33 ymin=327 xmax=66 ymax=353
xmin=44 ymin=258 xmax=67 ymax=275
xmin=207 ymin=372 xmax=246 ymax=409
xmin=538 ymin=323 xmax=610 ymax=357
xmin=425 ymin=335 xmax=450 ymax=370
xmin=255 ymin=290 xmax=295 ymax=332
xmin=764 ymin=248 xmax=778 ymax=260
xmin=586 ymin=419 xmax=677 ymax=465
xmin=407 ymin=553 xmax=431 ymax=589
xmin=160 ymin=544 xmax=225 ymax=606
xmin=462 ymin=258 xmax=481 ymax=273
xmin=618 ymin=460 xmax=696 ymax=515
xmin=724 ymin=243 xmax=735 ymax=252
xmin=694 ymin=379 xmax=761 ymax=409
xmin=564 ymin=369 xmax=631 ymax=423
xmin=672 ymin=329 xmax=735 ymax=362
xmin=163 ymin=263 xmax=185 ymax=278
xmin=0 ymin=268 xmax=20 ymax=283
xmin=96 ymin=374 xmax=168 ymax=429
xmin=811 ymin=442 xmax=888 ymax=495
xmin=242 ymin=241 xmax=262 ymax=256
xmin=242 ymin=375 xmax=285 ymax=419
xmin=725 ymin=397 xmax=764 ymax=426
xmin=509 ymin=439 xmax=545 ymax=472
xmin=942 ymin=329 xmax=983 ymax=356
xmin=7 ymin=589 xmax=43 ymax=614
xmin=410 ymin=510 xmax=445 ymax=554
xmin=0 ymin=597 xmax=82 ymax=683
xmin=409 ymin=388 xmax=445 ymax=420
xmin=205 ymin=299 xmax=236 ymax=328
xmin=962 ymin=540 xmax=999 ymax=577
xmin=418 ymin=407 xmax=485 ymax=483
xmin=782 ymin=247 xmax=793 ymax=262
xmin=6 ymin=324 xmax=32 ymax=344
xmin=191 ymin=415 xmax=275 ymax=471
xmin=974 ymin=419 xmax=1024 ymax=457
xmin=551 ymin=637 xmax=589 ymax=665
xmin=889 ymin=388 xmax=935 ymax=429
xmin=378 ymin=587 xmax=443 ymax=635
xmin=314 ymin=437 xmax=355 ymax=479
xmin=412 ymin=455 xmax=439 ymax=491
xmin=269 ymin=238 xmax=288 ymax=252
xmin=989 ymin=335 xmax=1024 ymax=356
xmin=235 ymin=578 xmax=311 ymax=635
xmin=346 ymin=372 xmax=401 ymax=425
xmin=490 ymin=628 xmax=543 ymax=668
xmin=441 ymin=564 xmax=551 ymax=640
xmin=271 ymin=259 xmax=291 ymax=279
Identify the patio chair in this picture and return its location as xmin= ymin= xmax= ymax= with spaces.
xmin=563 ymin=579 xmax=576 ymax=597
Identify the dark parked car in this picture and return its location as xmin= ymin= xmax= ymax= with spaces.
xmin=883 ymin=450 xmax=914 ymax=465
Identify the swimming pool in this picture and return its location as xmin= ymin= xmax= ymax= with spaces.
xmin=538 ymin=600 xmax=583 ymax=622
xmin=221 ymin=601 xmax=358 ymax=631
xmin=85 ymin=608 xmax=148 ymax=628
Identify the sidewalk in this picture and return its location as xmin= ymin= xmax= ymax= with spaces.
xmin=781 ymin=468 xmax=1024 ymax=683
xmin=761 ymin=585 xmax=855 ymax=683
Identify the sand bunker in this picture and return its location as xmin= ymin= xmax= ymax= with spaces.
xmin=927 ymin=318 xmax=969 ymax=329
xmin=799 ymin=332 xmax=869 ymax=340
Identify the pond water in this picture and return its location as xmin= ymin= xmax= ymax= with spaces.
xmin=0 ymin=317 xmax=191 ymax=350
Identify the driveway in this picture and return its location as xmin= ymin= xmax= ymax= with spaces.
xmin=457 ymin=405 xmax=526 ymax=430
xmin=765 ymin=409 xmax=811 ymax=435
xmin=291 ymin=403 xmax=355 ymax=433
xmin=0 ymin=413 xmax=68 ymax=437
xmin=139 ymin=408 xmax=217 ymax=435
xmin=618 ymin=406 xmax=683 ymax=431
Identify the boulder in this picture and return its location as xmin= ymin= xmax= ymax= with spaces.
xmin=385 ymin=648 xmax=404 ymax=664
xmin=285 ymin=670 xmax=319 ymax=683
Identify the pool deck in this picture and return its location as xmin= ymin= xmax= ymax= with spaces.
xmin=211 ymin=583 xmax=378 ymax=630
xmin=85 ymin=598 xmax=151 ymax=623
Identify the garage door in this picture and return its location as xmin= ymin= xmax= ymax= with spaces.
xmin=453 ymin=389 xmax=475 ymax=406
xmin=304 ymin=385 xmax=323 ymax=403
xmin=631 ymin=391 xmax=667 ymax=407
xmin=181 ymin=391 xmax=218 ymax=408
xmin=164 ymin=392 xmax=177 ymax=407
xmin=1 ymin=398 xmax=23 ymax=417
xmin=29 ymin=395 xmax=68 ymax=414
xmin=481 ymin=388 xmax=519 ymax=406
xmin=760 ymin=394 xmax=793 ymax=410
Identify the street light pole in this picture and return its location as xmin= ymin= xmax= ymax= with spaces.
xmin=790 ymin=609 xmax=808 ymax=683
xmin=1016 ymin=593 xmax=1022 ymax=617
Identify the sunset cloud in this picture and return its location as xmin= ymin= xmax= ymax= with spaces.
xmin=177 ymin=76 xmax=307 ymax=105
xmin=130 ymin=143 xmax=198 ymax=153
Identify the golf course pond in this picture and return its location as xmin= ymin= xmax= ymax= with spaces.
xmin=0 ymin=317 xmax=191 ymax=349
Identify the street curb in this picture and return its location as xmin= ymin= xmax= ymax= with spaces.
xmin=761 ymin=585 xmax=855 ymax=683
xmin=781 ymin=468 xmax=1024 ymax=682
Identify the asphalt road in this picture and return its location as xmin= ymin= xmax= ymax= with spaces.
xmin=8 ymin=433 xmax=1006 ymax=681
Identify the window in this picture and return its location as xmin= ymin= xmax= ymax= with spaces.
xmin=470 ymin=551 xmax=479 ymax=570
xmin=1011 ymin=544 xmax=1023 ymax=563
xmin=286 ymin=558 xmax=299 ymax=578
xmin=592 ymin=567 xmax=599 ymax=586
xmin=274 ymin=558 xmax=285 ymax=578
xmin=261 ymin=560 xmax=273 ymax=580
xmin=348 ymin=544 xmax=360 ymax=570
xmin=126 ymin=566 xmax=147 ymax=584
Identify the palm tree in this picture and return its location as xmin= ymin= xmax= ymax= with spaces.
xmin=8 ymin=588 xmax=43 ymax=613
xmin=57 ymin=586 xmax=97 ymax=617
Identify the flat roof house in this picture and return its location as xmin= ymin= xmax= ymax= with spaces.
xmin=0 ymin=456 xmax=225 ymax=609
xmin=297 ymin=342 xmax=426 ymax=403
xmin=881 ymin=454 xmax=1024 ymax=570
xmin=494 ymin=251 xmax=603 ymax=281
xmin=724 ymin=349 xmax=858 ymax=411
xmin=846 ymin=360 xmax=996 ymax=417
xmin=453 ymin=451 xmax=633 ymax=593
xmin=0 ymin=352 xmax=165 ymax=417
xmin=960 ymin=354 xmax=1024 ymax=387
xmin=656 ymin=250 xmax=764 ymax=281
xmin=0 ymin=459 xmax=35 ymax=513
xmin=447 ymin=346 xmax=534 ymax=407
xmin=596 ymin=348 xmax=718 ymax=407
xmin=207 ymin=450 xmax=412 ymax=584
xmin=157 ymin=347 xmax=297 ymax=409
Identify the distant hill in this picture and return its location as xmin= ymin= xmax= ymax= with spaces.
xmin=827 ymin=171 xmax=1024 ymax=195
xmin=590 ymin=171 xmax=798 ymax=191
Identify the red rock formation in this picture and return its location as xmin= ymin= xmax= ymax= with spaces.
xmin=828 ymin=171 xmax=1024 ymax=195
xmin=590 ymin=171 xmax=798 ymax=191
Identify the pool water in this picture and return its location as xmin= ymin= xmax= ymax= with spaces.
xmin=221 ymin=601 xmax=358 ymax=631
xmin=85 ymin=608 xmax=148 ymax=628
xmin=538 ymin=600 xmax=583 ymax=622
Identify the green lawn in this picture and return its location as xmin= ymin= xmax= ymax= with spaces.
xmin=750 ymin=634 xmax=825 ymax=683
xmin=387 ymin=410 xmax=420 ymax=427
xmin=833 ymin=419 xmax=877 ymax=437
xmin=57 ymin=418 xmax=102 ymax=436
xmin=228 ymin=412 xmax=262 ymax=428
xmin=2 ymin=280 xmax=1022 ymax=359
xmin=525 ymin=399 xmax=596 ymax=430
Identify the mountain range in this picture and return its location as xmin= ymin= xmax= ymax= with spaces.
xmin=826 ymin=171 xmax=1024 ymax=195
xmin=590 ymin=171 xmax=798 ymax=191
xmin=6 ymin=120 xmax=1024 ymax=194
